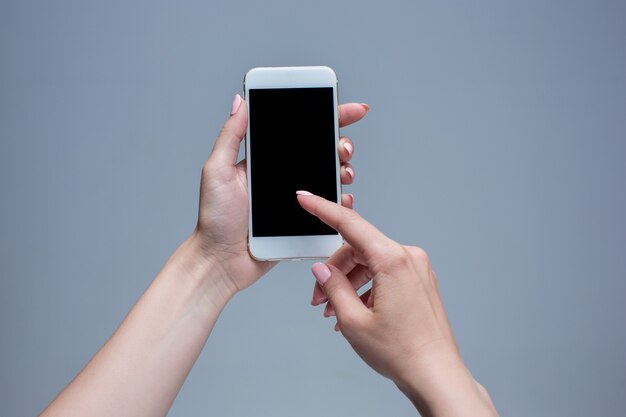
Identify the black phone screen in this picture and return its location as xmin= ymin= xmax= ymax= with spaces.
xmin=248 ymin=87 xmax=338 ymax=237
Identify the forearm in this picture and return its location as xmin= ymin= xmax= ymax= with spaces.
xmin=41 ymin=232 xmax=236 ymax=417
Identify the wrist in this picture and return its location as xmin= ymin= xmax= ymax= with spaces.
xmin=394 ymin=345 xmax=497 ymax=417
xmin=165 ymin=231 xmax=239 ymax=313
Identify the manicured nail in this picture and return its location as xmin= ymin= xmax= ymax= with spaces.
xmin=296 ymin=190 xmax=314 ymax=196
xmin=324 ymin=302 xmax=336 ymax=317
xmin=343 ymin=141 xmax=353 ymax=157
xmin=230 ymin=94 xmax=242 ymax=116
xmin=345 ymin=167 xmax=354 ymax=179
xmin=360 ymin=103 xmax=370 ymax=113
xmin=311 ymin=262 xmax=331 ymax=286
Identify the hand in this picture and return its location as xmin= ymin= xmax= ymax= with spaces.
xmin=39 ymin=97 xmax=370 ymax=417
xmin=193 ymin=95 xmax=369 ymax=293
xmin=297 ymin=194 xmax=498 ymax=417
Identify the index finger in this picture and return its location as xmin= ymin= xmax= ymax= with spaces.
xmin=296 ymin=192 xmax=395 ymax=256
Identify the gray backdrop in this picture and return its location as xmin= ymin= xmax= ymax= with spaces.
xmin=1 ymin=1 xmax=625 ymax=416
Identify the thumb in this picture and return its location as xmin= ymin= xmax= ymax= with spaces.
xmin=311 ymin=263 xmax=369 ymax=324
xmin=209 ymin=94 xmax=247 ymax=166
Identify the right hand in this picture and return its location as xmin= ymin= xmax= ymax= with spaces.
xmin=297 ymin=193 xmax=498 ymax=416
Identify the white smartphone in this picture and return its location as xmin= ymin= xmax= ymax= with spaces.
xmin=244 ymin=66 xmax=343 ymax=261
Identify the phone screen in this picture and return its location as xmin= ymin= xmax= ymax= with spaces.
xmin=248 ymin=87 xmax=338 ymax=237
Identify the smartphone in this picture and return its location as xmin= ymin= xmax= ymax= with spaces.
xmin=244 ymin=66 xmax=343 ymax=260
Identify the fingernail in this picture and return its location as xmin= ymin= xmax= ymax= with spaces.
xmin=324 ymin=302 xmax=336 ymax=317
xmin=296 ymin=190 xmax=314 ymax=196
xmin=311 ymin=262 xmax=331 ymax=286
xmin=348 ymin=193 xmax=354 ymax=204
xmin=343 ymin=141 xmax=353 ymax=156
xmin=345 ymin=167 xmax=354 ymax=179
xmin=360 ymin=103 xmax=370 ymax=113
xmin=230 ymin=94 xmax=242 ymax=116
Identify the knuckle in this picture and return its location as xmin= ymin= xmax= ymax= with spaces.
xmin=407 ymin=246 xmax=436 ymax=288
xmin=407 ymin=246 xmax=430 ymax=268
xmin=376 ymin=244 xmax=411 ymax=270
xmin=377 ymin=245 xmax=431 ymax=273
xmin=338 ymin=308 xmax=362 ymax=329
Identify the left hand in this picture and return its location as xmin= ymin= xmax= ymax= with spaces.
xmin=192 ymin=95 xmax=369 ymax=294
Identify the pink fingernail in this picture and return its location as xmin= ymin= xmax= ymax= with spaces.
xmin=360 ymin=103 xmax=370 ymax=113
xmin=296 ymin=190 xmax=314 ymax=196
xmin=311 ymin=263 xmax=331 ymax=286
xmin=344 ymin=141 xmax=353 ymax=156
xmin=345 ymin=167 xmax=354 ymax=179
xmin=230 ymin=94 xmax=242 ymax=116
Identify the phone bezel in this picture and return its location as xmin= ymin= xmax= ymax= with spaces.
xmin=244 ymin=66 xmax=343 ymax=261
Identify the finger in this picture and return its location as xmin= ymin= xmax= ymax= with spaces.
xmin=327 ymin=243 xmax=360 ymax=275
xmin=359 ymin=288 xmax=373 ymax=308
xmin=341 ymin=193 xmax=354 ymax=209
xmin=311 ymin=263 xmax=369 ymax=323
xmin=209 ymin=95 xmax=247 ymax=167
xmin=315 ymin=245 xmax=370 ymax=304
xmin=312 ymin=242 xmax=356 ymax=306
xmin=340 ymin=163 xmax=355 ymax=185
xmin=347 ymin=264 xmax=372 ymax=293
xmin=311 ymin=281 xmax=327 ymax=306
xmin=324 ymin=274 xmax=372 ymax=314
xmin=312 ymin=242 xmax=358 ymax=306
xmin=323 ymin=302 xmax=335 ymax=317
xmin=297 ymin=193 xmax=396 ymax=256
xmin=338 ymin=136 xmax=354 ymax=163
xmin=339 ymin=103 xmax=369 ymax=128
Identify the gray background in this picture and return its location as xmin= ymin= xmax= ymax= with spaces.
xmin=1 ymin=1 xmax=625 ymax=416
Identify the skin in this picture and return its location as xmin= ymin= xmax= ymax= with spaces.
xmin=40 ymin=96 xmax=498 ymax=417
xmin=39 ymin=97 xmax=363 ymax=417
xmin=299 ymin=194 xmax=499 ymax=417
